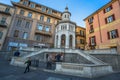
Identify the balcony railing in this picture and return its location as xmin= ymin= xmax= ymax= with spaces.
xmin=89 ymin=29 xmax=94 ymax=33
xmin=76 ymin=32 xmax=85 ymax=37
xmin=0 ymin=10 xmax=11 ymax=16
xmin=35 ymin=29 xmax=52 ymax=36
xmin=0 ymin=21 xmax=8 ymax=27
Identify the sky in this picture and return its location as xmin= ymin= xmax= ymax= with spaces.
xmin=0 ymin=0 xmax=111 ymax=27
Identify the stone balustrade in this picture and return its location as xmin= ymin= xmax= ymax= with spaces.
xmin=55 ymin=62 xmax=113 ymax=78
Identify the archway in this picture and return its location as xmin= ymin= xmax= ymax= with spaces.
xmin=61 ymin=34 xmax=66 ymax=48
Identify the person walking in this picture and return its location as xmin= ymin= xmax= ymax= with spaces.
xmin=46 ymin=54 xmax=52 ymax=69
xmin=24 ymin=58 xmax=31 ymax=73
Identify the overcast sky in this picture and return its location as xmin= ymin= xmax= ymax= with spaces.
xmin=0 ymin=0 xmax=111 ymax=27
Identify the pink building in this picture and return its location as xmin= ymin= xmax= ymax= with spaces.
xmin=84 ymin=0 xmax=120 ymax=49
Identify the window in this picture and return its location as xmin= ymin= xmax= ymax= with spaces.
xmin=35 ymin=35 xmax=41 ymax=41
xmin=0 ymin=31 xmax=3 ymax=39
xmin=5 ymin=7 xmax=10 ymax=13
xmin=104 ymin=5 xmax=112 ymax=13
xmin=28 ymin=12 xmax=32 ymax=18
xmin=88 ymin=17 xmax=93 ymax=24
xmin=30 ymin=3 xmax=35 ymax=8
xmin=1 ymin=17 xmax=6 ymax=24
xmin=14 ymin=30 xmax=19 ymax=37
xmin=89 ymin=36 xmax=96 ymax=46
xmin=23 ymin=1 xmax=28 ymax=6
xmin=37 ymin=24 xmax=43 ymax=31
xmin=107 ymin=29 xmax=119 ymax=39
xmin=61 ymin=25 xmax=67 ymax=30
xmin=48 ymin=9 xmax=52 ymax=14
xmin=19 ymin=10 xmax=24 ymax=15
xmin=40 ymin=15 xmax=44 ymax=21
xmin=80 ymin=39 xmax=84 ymax=44
xmin=89 ymin=25 xmax=94 ymax=33
xmin=105 ymin=15 xmax=115 ymax=24
xmin=25 ymin=22 xmax=30 ymax=28
xmin=57 ymin=26 xmax=59 ymax=31
xmin=42 ymin=7 xmax=46 ymax=12
xmin=16 ymin=19 xmax=22 ymax=26
xmin=47 ymin=17 xmax=50 ymax=23
xmin=45 ymin=26 xmax=50 ymax=32
xmin=80 ymin=30 xmax=84 ymax=36
xmin=23 ymin=32 xmax=28 ymax=39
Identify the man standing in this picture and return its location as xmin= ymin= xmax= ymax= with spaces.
xmin=24 ymin=58 xmax=31 ymax=73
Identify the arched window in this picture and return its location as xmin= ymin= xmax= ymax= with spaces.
xmin=61 ymin=34 xmax=66 ymax=48
xmin=69 ymin=35 xmax=73 ymax=48
xmin=65 ymin=15 xmax=66 ymax=18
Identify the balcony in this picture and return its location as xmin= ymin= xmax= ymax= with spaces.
xmin=35 ymin=29 xmax=52 ymax=36
xmin=0 ymin=10 xmax=11 ymax=16
xmin=89 ymin=29 xmax=94 ymax=33
xmin=76 ymin=32 xmax=85 ymax=37
xmin=0 ymin=21 xmax=8 ymax=28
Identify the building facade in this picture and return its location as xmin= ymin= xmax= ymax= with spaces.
xmin=0 ymin=3 xmax=15 ymax=50
xmin=3 ymin=0 xmax=62 ymax=51
xmin=76 ymin=26 xmax=86 ymax=50
xmin=84 ymin=0 xmax=120 ymax=49
xmin=54 ymin=7 xmax=76 ymax=49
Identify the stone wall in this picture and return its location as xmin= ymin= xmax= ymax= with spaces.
xmin=0 ymin=51 xmax=14 ymax=60
xmin=64 ymin=53 xmax=93 ymax=64
xmin=91 ymin=54 xmax=120 ymax=71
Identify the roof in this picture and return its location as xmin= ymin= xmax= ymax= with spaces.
xmin=25 ymin=0 xmax=62 ymax=13
xmin=83 ymin=0 xmax=116 ymax=21
xmin=77 ymin=26 xmax=86 ymax=30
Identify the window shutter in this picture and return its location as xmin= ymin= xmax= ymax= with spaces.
xmin=107 ymin=32 xmax=110 ymax=39
xmin=103 ymin=9 xmax=106 ymax=13
xmin=110 ymin=5 xmax=113 ymax=9
xmin=94 ymin=36 xmax=96 ymax=45
xmin=89 ymin=37 xmax=91 ymax=46
xmin=113 ymin=14 xmax=115 ymax=21
xmin=105 ymin=18 xmax=107 ymax=24
xmin=116 ymin=29 xmax=119 ymax=37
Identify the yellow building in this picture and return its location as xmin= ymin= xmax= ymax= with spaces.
xmin=76 ymin=26 xmax=86 ymax=50
xmin=3 ymin=0 xmax=62 ymax=51
xmin=0 ymin=3 xmax=15 ymax=50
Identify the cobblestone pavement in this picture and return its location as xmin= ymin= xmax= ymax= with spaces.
xmin=0 ymin=58 xmax=120 ymax=80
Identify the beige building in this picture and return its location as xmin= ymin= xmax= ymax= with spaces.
xmin=76 ymin=26 xmax=86 ymax=50
xmin=0 ymin=3 xmax=15 ymax=50
xmin=3 ymin=0 xmax=62 ymax=51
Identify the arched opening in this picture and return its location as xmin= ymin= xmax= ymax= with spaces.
xmin=61 ymin=34 xmax=66 ymax=48
xmin=69 ymin=35 xmax=73 ymax=48
xmin=65 ymin=15 xmax=66 ymax=18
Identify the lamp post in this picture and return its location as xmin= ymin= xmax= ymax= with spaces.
xmin=63 ymin=46 xmax=65 ymax=62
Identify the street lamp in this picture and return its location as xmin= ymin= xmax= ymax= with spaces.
xmin=63 ymin=46 xmax=65 ymax=62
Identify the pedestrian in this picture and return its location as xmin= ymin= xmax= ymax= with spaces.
xmin=14 ymin=50 xmax=20 ymax=57
xmin=56 ymin=53 xmax=61 ymax=62
xmin=46 ymin=54 xmax=52 ymax=69
xmin=60 ymin=54 xmax=64 ymax=62
xmin=24 ymin=57 xmax=31 ymax=73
